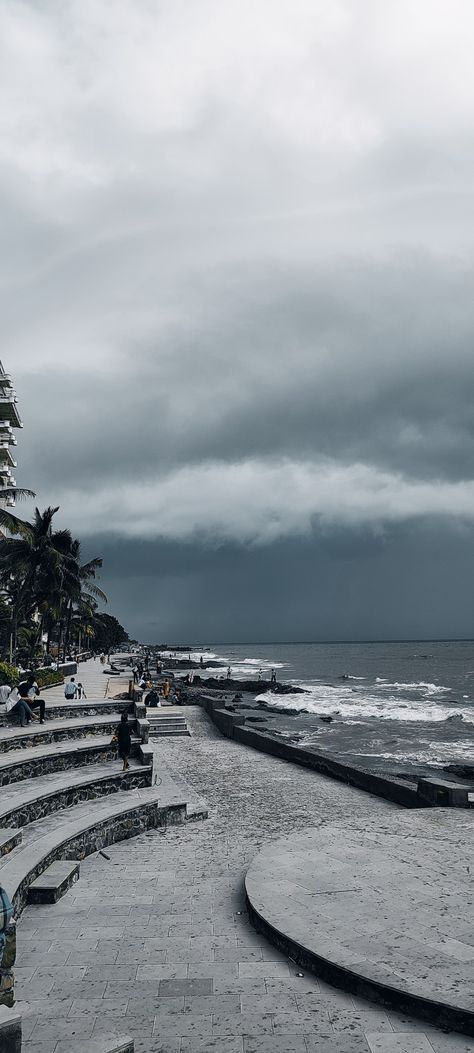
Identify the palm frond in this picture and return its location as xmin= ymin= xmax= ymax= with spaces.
xmin=82 ymin=584 xmax=108 ymax=603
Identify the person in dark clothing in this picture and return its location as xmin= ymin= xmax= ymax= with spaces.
xmin=18 ymin=678 xmax=46 ymax=723
xmin=115 ymin=711 xmax=131 ymax=771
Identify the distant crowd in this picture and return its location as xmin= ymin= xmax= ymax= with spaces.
xmin=132 ymin=656 xmax=188 ymax=707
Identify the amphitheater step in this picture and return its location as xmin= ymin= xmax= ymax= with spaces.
xmin=149 ymin=727 xmax=190 ymax=736
xmin=0 ymin=828 xmax=22 ymax=856
xmin=43 ymin=699 xmax=126 ymax=719
xmin=0 ymin=736 xmax=141 ymax=787
xmin=147 ymin=714 xmax=189 ymax=736
xmin=0 ymin=715 xmax=132 ymax=754
xmin=0 ymin=779 xmax=191 ymax=912
xmin=28 ymin=859 xmax=80 ymax=904
xmin=0 ymin=761 xmax=153 ymax=827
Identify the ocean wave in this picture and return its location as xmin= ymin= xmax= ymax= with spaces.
xmin=238 ymin=658 xmax=286 ymax=668
xmin=255 ymin=685 xmax=474 ymax=724
xmin=320 ymin=740 xmax=474 ymax=765
xmin=375 ymin=678 xmax=448 ymax=693
xmin=383 ymin=681 xmax=449 ymax=694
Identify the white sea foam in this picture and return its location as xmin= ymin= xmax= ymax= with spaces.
xmin=325 ymin=740 xmax=474 ymax=765
xmin=383 ymin=681 xmax=450 ymax=694
xmin=255 ymin=683 xmax=474 ymax=723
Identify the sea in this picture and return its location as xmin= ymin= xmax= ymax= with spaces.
xmin=185 ymin=640 xmax=474 ymax=778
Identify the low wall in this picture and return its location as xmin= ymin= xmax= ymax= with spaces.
xmin=197 ymin=694 xmax=421 ymax=809
xmin=0 ymin=925 xmax=16 ymax=1010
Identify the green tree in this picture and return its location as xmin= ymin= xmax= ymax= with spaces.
xmin=91 ymin=613 xmax=128 ymax=653
xmin=0 ymin=506 xmax=78 ymax=661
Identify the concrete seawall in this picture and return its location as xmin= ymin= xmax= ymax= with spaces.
xmin=196 ymin=692 xmax=424 ymax=808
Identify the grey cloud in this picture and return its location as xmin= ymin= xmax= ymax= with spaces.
xmin=15 ymin=254 xmax=474 ymax=499
xmin=3 ymin=0 xmax=474 ymax=636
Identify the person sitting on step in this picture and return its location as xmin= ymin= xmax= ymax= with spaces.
xmin=0 ymin=683 xmax=38 ymax=727
xmin=18 ymin=677 xmax=46 ymax=724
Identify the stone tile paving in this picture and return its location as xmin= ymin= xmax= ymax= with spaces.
xmin=16 ymin=707 xmax=474 ymax=1053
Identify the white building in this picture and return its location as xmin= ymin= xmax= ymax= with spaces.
xmin=0 ymin=360 xmax=23 ymax=507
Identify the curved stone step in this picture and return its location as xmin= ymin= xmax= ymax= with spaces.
xmin=0 ymin=735 xmax=140 ymax=786
xmin=43 ymin=700 xmax=126 ymax=719
xmin=0 ymin=761 xmax=153 ymax=827
xmin=0 ymin=828 xmax=22 ymax=856
xmin=0 ymin=715 xmax=130 ymax=754
xmin=245 ymin=815 xmax=474 ymax=1036
xmin=0 ymin=781 xmax=189 ymax=912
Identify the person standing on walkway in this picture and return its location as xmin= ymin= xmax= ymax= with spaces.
xmin=18 ymin=677 xmax=46 ymax=723
xmin=114 ymin=712 xmax=131 ymax=771
xmin=162 ymin=678 xmax=171 ymax=699
xmin=100 ymin=653 xmax=106 ymax=665
xmin=77 ymin=683 xmax=86 ymax=699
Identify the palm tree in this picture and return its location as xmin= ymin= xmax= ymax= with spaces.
xmin=0 ymin=506 xmax=78 ymax=661
xmin=60 ymin=543 xmax=107 ymax=660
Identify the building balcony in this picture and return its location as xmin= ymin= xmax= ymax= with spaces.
xmin=0 ymin=446 xmax=16 ymax=467
xmin=0 ymin=397 xmax=22 ymax=428
xmin=0 ymin=423 xmax=17 ymax=445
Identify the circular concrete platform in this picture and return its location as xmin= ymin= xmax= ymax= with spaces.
xmin=245 ymin=809 xmax=474 ymax=1035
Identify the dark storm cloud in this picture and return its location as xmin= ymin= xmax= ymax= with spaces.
xmin=84 ymin=519 xmax=474 ymax=642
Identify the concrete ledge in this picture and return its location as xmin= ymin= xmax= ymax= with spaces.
xmin=135 ymin=717 xmax=150 ymax=744
xmin=0 ymin=1005 xmax=21 ymax=1053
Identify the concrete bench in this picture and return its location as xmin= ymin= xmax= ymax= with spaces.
xmin=28 ymin=859 xmax=80 ymax=904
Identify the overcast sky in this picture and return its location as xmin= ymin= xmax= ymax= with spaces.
xmin=5 ymin=0 xmax=474 ymax=642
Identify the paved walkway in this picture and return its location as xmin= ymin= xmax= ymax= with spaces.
xmin=40 ymin=657 xmax=114 ymax=705
xmin=16 ymin=708 xmax=473 ymax=1053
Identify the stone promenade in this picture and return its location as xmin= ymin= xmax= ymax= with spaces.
xmin=16 ymin=707 xmax=473 ymax=1053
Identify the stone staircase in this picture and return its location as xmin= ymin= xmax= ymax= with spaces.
xmin=0 ymin=662 xmax=208 ymax=1051
xmin=146 ymin=711 xmax=189 ymax=737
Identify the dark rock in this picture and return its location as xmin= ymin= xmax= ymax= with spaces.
xmin=443 ymin=764 xmax=474 ymax=779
